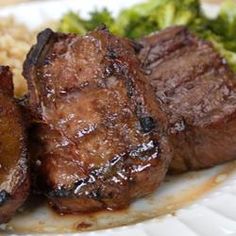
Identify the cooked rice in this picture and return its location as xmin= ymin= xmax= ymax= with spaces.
xmin=0 ymin=17 xmax=36 ymax=97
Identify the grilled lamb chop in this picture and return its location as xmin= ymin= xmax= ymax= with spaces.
xmin=139 ymin=26 xmax=236 ymax=173
xmin=0 ymin=66 xmax=29 ymax=223
xmin=23 ymin=28 xmax=172 ymax=213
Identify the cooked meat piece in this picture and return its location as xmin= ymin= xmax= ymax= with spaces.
xmin=139 ymin=26 xmax=236 ymax=173
xmin=0 ymin=66 xmax=29 ymax=224
xmin=23 ymin=27 xmax=173 ymax=213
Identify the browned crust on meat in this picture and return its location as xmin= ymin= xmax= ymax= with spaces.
xmin=0 ymin=66 xmax=29 ymax=223
xmin=24 ymin=28 xmax=172 ymax=213
xmin=139 ymin=26 xmax=236 ymax=173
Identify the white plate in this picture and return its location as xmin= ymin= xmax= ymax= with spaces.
xmin=0 ymin=1 xmax=236 ymax=235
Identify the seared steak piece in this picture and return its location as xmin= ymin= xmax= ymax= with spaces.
xmin=23 ymin=28 xmax=172 ymax=213
xmin=0 ymin=66 xmax=29 ymax=223
xmin=139 ymin=26 xmax=236 ymax=173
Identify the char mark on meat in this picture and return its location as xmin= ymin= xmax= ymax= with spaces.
xmin=138 ymin=26 xmax=236 ymax=173
xmin=23 ymin=27 xmax=173 ymax=213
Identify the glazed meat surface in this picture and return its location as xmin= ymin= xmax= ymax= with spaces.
xmin=0 ymin=66 xmax=29 ymax=223
xmin=139 ymin=26 xmax=236 ymax=173
xmin=23 ymin=28 xmax=172 ymax=213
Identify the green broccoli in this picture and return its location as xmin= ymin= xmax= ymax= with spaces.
xmin=210 ymin=38 xmax=236 ymax=72
xmin=86 ymin=8 xmax=114 ymax=31
xmin=57 ymin=0 xmax=236 ymax=72
xmin=59 ymin=0 xmax=201 ymax=39
xmin=194 ymin=0 xmax=236 ymax=72
xmin=58 ymin=12 xmax=87 ymax=34
xmin=58 ymin=9 xmax=114 ymax=35
xmin=112 ymin=0 xmax=201 ymax=38
xmin=209 ymin=0 xmax=236 ymax=43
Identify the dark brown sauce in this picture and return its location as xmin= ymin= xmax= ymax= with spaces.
xmin=76 ymin=222 xmax=93 ymax=230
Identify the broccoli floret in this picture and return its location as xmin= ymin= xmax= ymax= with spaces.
xmin=58 ymin=12 xmax=87 ymax=34
xmin=112 ymin=0 xmax=201 ymax=38
xmin=58 ymin=0 xmax=201 ymax=38
xmin=205 ymin=33 xmax=236 ymax=72
xmin=58 ymin=8 xmax=114 ymax=35
xmin=87 ymin=8 xmax=114 ymax=31
xmin=57 ymin=0 xmax=236 ymax=72
xmin=111 ymin=10 xmax=156 ymax=38
xmin=194 ymin=0 xmax=236 ymax=72
xmin=150 ymin=0 xmax=200 ymax=29
xmin=210 ymin=0 xmax=236 ymax=40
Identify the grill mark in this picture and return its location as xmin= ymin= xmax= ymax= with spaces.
xmin=102 ymin=44 xmax=157 ymax=134
xmin=47 ymin=140 xmax=159 ymax=200
xmin=0 ymin=190 xmax=10 ymax=207
xmin=151 ymin=52 xmax=223 ymax=104
xmin=141 ymin=30 xmax=193 ymax=69
xmin=24 ymin=27 xmax=168 ymax=213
